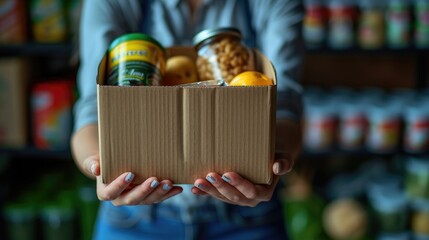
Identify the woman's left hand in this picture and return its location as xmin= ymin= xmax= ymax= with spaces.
xmin=191 ymin=157 xmax=294 ymax=207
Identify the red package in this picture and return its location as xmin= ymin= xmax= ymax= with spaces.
xmin=32 ymin=80 xmax=74 ymax=149
xmin=0 ymin=0 xmax=27 ymax=43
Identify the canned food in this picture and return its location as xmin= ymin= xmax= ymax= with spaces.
xmin=193 ymin=27 xmax=253 ymax=85
xmin=107 ymin=33 xmax=166 ymax=86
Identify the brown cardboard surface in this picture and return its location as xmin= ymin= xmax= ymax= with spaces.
xmin=0 ymin=59 xmax=27 ymax=147
xmin=97 ymin=47 xmax=276 ymax=184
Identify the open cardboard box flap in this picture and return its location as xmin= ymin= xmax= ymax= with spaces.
xmin=97 ymin=47 xmax=276 ymax=184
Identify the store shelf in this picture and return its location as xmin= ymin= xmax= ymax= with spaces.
xmin=0 ymin=146 xmax=72 ymax=160
xmin=301 ymin=148 xmax=429 ymax=159
xmin=306 ymin=46 xmax=429 ymax=56
xmin=0 ymin=43 xmax=73 ymax=57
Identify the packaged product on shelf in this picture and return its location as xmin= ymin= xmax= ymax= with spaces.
xmin=40 ymin=203 xmax=75 ymax=240
xmin=414 ymin=0 xmax=429 ymax=48
xmin=367 ymin=183 xmax=409 ymax=234
xmin=357 ymin=0 xmax=385 ymax=49
xmin=386 ymin=0 xmax=411 ymax=48
xmin=0 ymin=0 xmax=27 ymax=43
xmin=4 ymin=202 xmax=37 ymax=240
xmin=405 ymin=156 xmax=429 ymax=200
xmin=411 ymin=199 xmax=429 ymax=237
xmin=403 ymin=102 xmax=429 ymax=153
xmin=338 ymin=99 xmax=367 ymax=151
xmin=303 ymin=98 xmax=337 ymax=152
xmin=303 ymin=0 xmax=328 ymax=48
xmin=30 ymin=0 xmax=69 ymax=43
xmin=31 ymin=80 xmax=74 ymax=150
xmin=327 ymin=0 xmax=356 ymax=49
xmin=0 ymin=58 xmax=28 ymax=148
xmin=365 ymin=100 xmax=401 ymax=153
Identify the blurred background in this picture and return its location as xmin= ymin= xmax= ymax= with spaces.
xmin=0 ymin=0 xmax=428 ymax=240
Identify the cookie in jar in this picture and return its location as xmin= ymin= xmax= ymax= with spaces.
xmin=192 ymin=27 xmax=254 ymax=85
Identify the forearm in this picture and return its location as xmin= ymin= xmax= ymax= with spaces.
xmin=71 ymin=124 xmax=99 ymax=179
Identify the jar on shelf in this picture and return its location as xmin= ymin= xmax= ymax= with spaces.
xmin=411 ymin=199 xmax=429 ymax=238
xmin=405 ymin=157 xmax=429 ymax=200
xmin=415 ymin=0 xmax=429 ymax=48
xmin=303 ymin=0 xmax=328 ymax=48
xmin=303 ymin=98 xmax=337 ymax=152
xmin=386 ymin=0 xmax=411 ymax=48
xmin=327 ymin=0 xmax=357 ymax=49
xmin=365 ymin=100 xmax=401 ymax=154
xmin=193 ymin=27 xmax=254 ymax=85
xmin=403 ymin=102 xmax=429 ymax=153
xmin=338 ymin=99 xmax=367 ymax=151
xmin=357 ymin=0 xmax=385 ymax=49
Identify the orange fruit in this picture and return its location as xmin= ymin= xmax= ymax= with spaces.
xmin=163 ymin=56 xmax=198 ymax=86
xmin=228 ymin=71 xmax=274 ymax=86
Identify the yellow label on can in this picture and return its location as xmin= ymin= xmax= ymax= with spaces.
xmin=108 ymin=40 xmax=166 ymax=75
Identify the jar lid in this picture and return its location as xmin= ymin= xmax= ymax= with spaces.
xmin=108 ymin=33 xmax=166 ymax=54
xmin=193 ymin=27 xmax=242 ymax=47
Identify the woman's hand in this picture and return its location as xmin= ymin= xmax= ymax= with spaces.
xmin=191 ymin=157 xmax=293 ymax=207
xmin=83 ymin=155 xmax=183 ymax=206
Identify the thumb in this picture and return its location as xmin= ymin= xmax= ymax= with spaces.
xmin=83 ymin=155 xmax=100 ymax=176
xmin=273 ymin=155 xmax=294 ymax=175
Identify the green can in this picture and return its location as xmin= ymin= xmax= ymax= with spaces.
xmin=107 ymin=33 xmax=166 ymax=86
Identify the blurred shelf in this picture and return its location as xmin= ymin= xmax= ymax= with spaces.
xmin=0 ymin=146 xmax=72 ymax=160
xmin=305 ymin=46 xmax=429 ymax=56
xmin=0 ymin=43 xmax=73 ymax=57
xmin=301 ymin=147 xmax=429 ymax=159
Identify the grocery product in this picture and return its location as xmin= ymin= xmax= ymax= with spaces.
xmin=358 ymin=0 xmax=385 ymax=49
xmin=414 ymin=0 xmax=429 ymax=48
xmin=0 ymin=0 xmax=27 ymax=43
xmin=4 ymin=202 xmax=37 ymax=240
xmin=193 ymin=27 xmax=253 ymax=84
xmin=411 ymin=199 xmax=429 ymax=236
xmin=303 ymin=0 xmax=328 ymax=48
xmin=403 ymin=102 xmax=429 ymax=153
xmin=228 ymin=71 xmax=274 ymax=86
xmin=107 ymin=33 xmax=166 ymax=86
xmin=327 ymin=0 xmax=356 ymax=49
xmin=338 ymin=99 xmax=367 ymax=150
xmin=31 ymin=80 xmax=74 ymax=149
xmin=405 ymin=157 xmax=429 ymax=200
xmin=303 ymin=99 xmax=337 ymax=152
xmin=163 ymin=56 xmax=198 ymax=86
xmin=323 ymin=198 xmax=368 ymax=240
xmin=30 ymin=0 xmax=68 ymax=43
xmin=365 ymin=101 xmax=401 ymax=153
xmin=40 ymin=203 xmax=75 ymax=240
xmin=386 ymin=0 xmax=411 ymax=48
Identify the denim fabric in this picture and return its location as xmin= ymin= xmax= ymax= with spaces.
xmin=93 ymin=197 xmax=287 ymax=240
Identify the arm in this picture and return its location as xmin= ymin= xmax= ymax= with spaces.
xmin=72 ymin=0 xmax=182 ymax=205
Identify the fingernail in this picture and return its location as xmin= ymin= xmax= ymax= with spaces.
xmin=90 ymin=163 xmax=96 ymax=175
xmin=196 ymin=183 xmax=205 ymax=190
xmin=273 ymin=162 xmax=281 ymax=175
xmin=206 ymin=175 xmax=216 ymax=184
xmin=221 ymin=175 xmax=231 ymax=183
xmin=163 ymin=184 xmax=172 ymax=191
xmin=125 ymin=172 xmax=134 ymax=182
xmin=150 ymin=180 xmax=160 ymax=188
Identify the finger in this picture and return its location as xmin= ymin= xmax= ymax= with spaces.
xmin=112 ymin=177 xmax=159 ymax=205
xmin=273 ymin=158 xmax=294 ymax=175
xmin=97 ymin=172 xmax=135 ymax=201
xmin=219 ymin=172 xmax=258 ymax=200
xmin=141 ymin=180 xmax=179 ymax=204
xmin=152 ymin=186 xmax=183 ymax=203
xmin=201 ymin=173 xmax=250 ymax=204
xmin=84 ymin=155 xmax=100 ymax=176
xmin=191 ymin=187 xmax=207 ymax=195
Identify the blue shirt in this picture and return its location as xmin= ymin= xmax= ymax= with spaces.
xmin=74 ymin=0 xmax=304 ymax=217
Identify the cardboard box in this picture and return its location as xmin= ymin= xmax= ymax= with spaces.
xmin=0 ymin=58 xmax=28 ymax=147
xmin=97 ymin=47 xmax=277 ymax=184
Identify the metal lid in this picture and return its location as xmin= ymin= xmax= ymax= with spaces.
xmin=108 ymin=33 xmax=166 ymax=54
xmin=192 ymin=27 xmax=242 ymax=47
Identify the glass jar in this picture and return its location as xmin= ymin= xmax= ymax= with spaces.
xmin=358 ymin=0 xmax=385 ymax=49
xmin=404 ymin=102 xmax=429 ymax=153
xmin=415 ymin=0 xmax=429 ymax=48
xmin=327 ymin=0 xmax=357 ymax=49
xmin=303 ymin=0 xmax=328 ymax=48
xmin=193 ymin=27 xmax=253 ymax=85
xmin=386 ymin=0 xmax=411 ymax=48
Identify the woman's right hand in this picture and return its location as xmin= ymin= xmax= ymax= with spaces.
xmin=83 ymin=155 xmax=183 ymax=206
